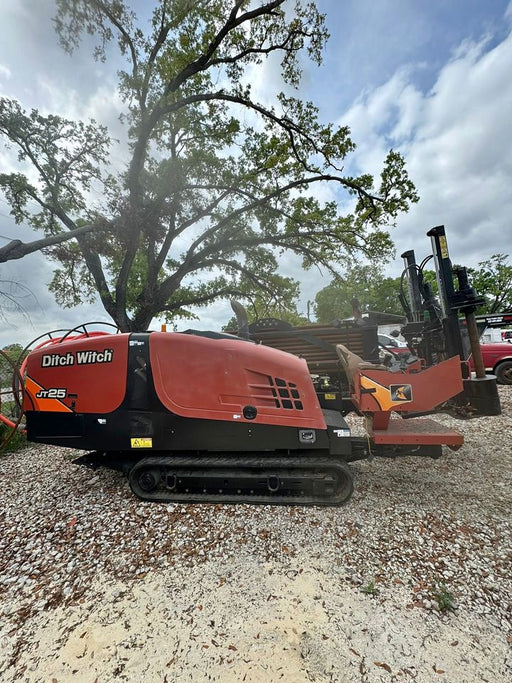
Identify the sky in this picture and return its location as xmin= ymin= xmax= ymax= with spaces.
xmin=1 ymin=0 xmax=512 ymax=347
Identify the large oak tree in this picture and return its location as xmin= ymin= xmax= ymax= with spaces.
xmin=0 ymin=0 xmax=418 ymax=332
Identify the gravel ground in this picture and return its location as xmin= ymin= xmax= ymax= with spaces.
xmin=0 ymin=386 xmax=510 ymax=682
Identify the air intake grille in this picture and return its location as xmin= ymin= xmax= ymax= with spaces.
xmin=268 ymin=376 xmax=303 ymax=410
xmin=246 ymin=372 xmax=304 ymax=410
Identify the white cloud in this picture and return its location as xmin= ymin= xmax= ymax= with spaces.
xmin=338 ymin=26 xmax=512 ymax=274
xmin=0 ymin=64 xmax=11 ymax=81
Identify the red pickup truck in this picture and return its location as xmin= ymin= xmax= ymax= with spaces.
xmin=382 ymin=338 xmax=512 ymax=385
xmin=470 ymin=342 xmax=512 ymax=385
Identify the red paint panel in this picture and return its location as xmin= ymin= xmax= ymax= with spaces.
xmin=372 ymin=417 xmax=463 ymax=447
xmin=150 ymin=332 xmax=326 ymax=429
xmin=354 ymin=356 xmax=464 ymax=414
xmin=24 ymin=334 xmax=129 ymax=413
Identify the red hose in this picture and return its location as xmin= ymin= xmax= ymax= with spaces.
xmin=0 ymin=413 xmax=17 ymax=428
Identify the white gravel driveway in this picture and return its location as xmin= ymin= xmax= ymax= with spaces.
xmin=0 ymin=387 xmax=510 ymax=682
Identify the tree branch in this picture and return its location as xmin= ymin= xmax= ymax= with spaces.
xmin=161 ymin=1 xmax=283 ymax=98
xmin=0 ymin=224 xmax=99 ymax=263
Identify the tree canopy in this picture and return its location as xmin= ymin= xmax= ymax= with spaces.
xmin=469 ymin=254 xmax=512 ymax=314
xmin=314 ymin=264 xmax=405 ymax=323
xmin=222 ymin=280 xmax=310 ymax=332
xmin=0 ymin=0 xmax=418 ymax=332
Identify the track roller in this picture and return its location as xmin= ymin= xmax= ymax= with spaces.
xmin=128 ymin=455 xmax=354 ymax=506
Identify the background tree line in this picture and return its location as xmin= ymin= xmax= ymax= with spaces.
xmin=312 ymin=253 xmax=512 ymax=324
xmin=221 ymin=251 xmax=511 ymax=328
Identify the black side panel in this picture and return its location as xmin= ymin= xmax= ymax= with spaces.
xmin=27 ymin=412 xmax=85 ymax=440
xmin=123 ymin=333 xmax=160 ymax=410
xmin=322 ymin=409 xmax=353 ymax=456
xmin=25 ymin=409 xmax=334 ymax=454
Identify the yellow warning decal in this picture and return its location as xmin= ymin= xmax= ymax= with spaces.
xmin=131 ymin=437 xmax=153 ymax=448
xmin=439 ymin=235 xmax=449 ymax=259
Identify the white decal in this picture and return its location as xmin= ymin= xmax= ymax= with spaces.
xmin=333 ymin=429 xmax=351 ymax=438
xmin=41 ymin=349 xmax=114 ymax=367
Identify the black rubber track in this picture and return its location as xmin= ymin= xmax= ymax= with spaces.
xmin=128 ymin=455 xmax=354 ymax=506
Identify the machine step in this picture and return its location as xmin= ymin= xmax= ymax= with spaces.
xmin=371 ymin=417 xmax=463 ymax=448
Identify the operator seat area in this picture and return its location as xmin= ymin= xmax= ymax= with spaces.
xmin=336 ymin=344 xmax=388 ymax=389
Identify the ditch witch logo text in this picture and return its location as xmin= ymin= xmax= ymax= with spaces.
xmin=41 ymin=349 xmax=114 ymax=367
